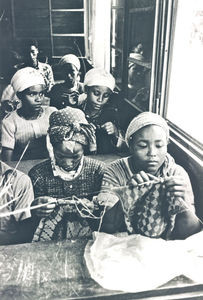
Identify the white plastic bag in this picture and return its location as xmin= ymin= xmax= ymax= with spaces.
xmin=84 ymin=231 xmax=203 ymax=293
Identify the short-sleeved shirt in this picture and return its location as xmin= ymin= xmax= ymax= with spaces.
xmin=1 ymin=106 xmax=57 ymax=160
xmin=0 ymin=161 xmax=34 ymax=234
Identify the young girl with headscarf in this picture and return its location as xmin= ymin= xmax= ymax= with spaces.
xmin=1 ymin=67 xmax=57 ymax=161
xmin=28 ymin=107 xmax=105 ymax=242
xmin=49 ymin=54 xmax=84 ymax=109
xmin=97 ymin=112 xmax=201 ymax=240
xmin=78 ymin=68 xmax=125 ymax=154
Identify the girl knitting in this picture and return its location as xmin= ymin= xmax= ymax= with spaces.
xmin=79 ymin=68 xmax=125 ymax=154
xmin=28 ymin=107 xmax=104 ymax=242
xmin=97 ymin=112 xmax=201 ymax=239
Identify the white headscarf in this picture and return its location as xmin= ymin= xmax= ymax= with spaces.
xmin=125 ymin=112 xmax=169 ymax=147
xmin=84 ymin=68 xmax=115 ymax=92
xmin=59 ymin=54 xmax=81 ymax=71
xmin=11 ymin=67 xmax=45 ymax=93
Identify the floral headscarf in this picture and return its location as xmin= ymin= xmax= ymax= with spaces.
xmin=48 ymin=107 xmax=97 ymax=153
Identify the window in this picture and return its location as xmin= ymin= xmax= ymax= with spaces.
xmin=110 ymin=0 xmax=202 ymax=159
xmin=111 ymin=0 xmax=125 ymax=88
xmin=49 ymin=0 xmax=86 ymax=58
xmin=110 ymin=0 xmax=156 ymax=112
xmin=164 ymin=0 xmax=203 ymax=146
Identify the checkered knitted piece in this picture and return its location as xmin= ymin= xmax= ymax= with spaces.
xmin=32 ymin=206 xmax=92 ymax=242
xmin=114 ymin=183 xmax=188 ymax=238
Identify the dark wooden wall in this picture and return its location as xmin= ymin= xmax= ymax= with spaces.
xmin=13 ymin=0 xmax=52 ymax=59
xmin=0 ymin=0 xmax=86 ymax=82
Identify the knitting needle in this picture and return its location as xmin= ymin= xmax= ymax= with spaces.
xmin=0 ymin=202 xmax=54 ymax=219
xmin=137 ymin=178 xmax=164 ymax=186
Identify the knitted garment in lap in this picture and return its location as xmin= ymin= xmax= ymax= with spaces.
xmin=113 ymin=183 xmax=187 ymax=238
xmin=32 ymin=206 xmax=92 ymax=242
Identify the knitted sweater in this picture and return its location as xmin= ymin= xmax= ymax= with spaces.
xmin=28 ymin=157 xmax=105 ymax=200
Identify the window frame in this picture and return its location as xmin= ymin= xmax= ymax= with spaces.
xmin=159 ymin=0 xmax=203 ymax=161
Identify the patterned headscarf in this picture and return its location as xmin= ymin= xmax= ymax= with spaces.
xmin=125 ymin=112 xmax=169 ymax=147
xmin=48 ymin=107 xmax=97 ymax=153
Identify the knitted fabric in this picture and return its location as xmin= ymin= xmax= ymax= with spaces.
xmin=113 ymin=182 xmax=188 ymax=238
xmin=32 ymin=206 xmax=92 ymax=242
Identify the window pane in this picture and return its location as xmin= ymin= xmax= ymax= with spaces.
xmin=53 ymin=36 xmax=85 ymax=56
xmin=111 ymin=48 xmax=123 ymax=88
xmin=52 ymin=11 xmax=84 ymax=34
xmin=111 ymin=5 xmax=125 ymax=87
xmin=166 ymin=0 xmax=203 ymax=144
xmin=127 ymin=2 xmax=155 ymax=111
xmin=51 ymin=0 xmax=84 ymax=9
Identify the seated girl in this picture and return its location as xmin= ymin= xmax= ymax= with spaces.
xmin=28 ymin=107 xmax=105 ymax=242
xmin=1 ymin=67 xmax=57 ymax=161
xmin=79 ymin=68 xmax=125 ymax=154
xmin=49 ymin=54 xmax=84 ymax=109
xmin=97 ymin=112 xmax=201 ymax=240
xmin=0 ymin=160 xmax=34 ymax=245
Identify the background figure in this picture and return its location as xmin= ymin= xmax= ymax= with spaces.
xmin=1 ymin=67 xmax=56 ymax=161
xmin=78 ymin=68 xmax=125 ymax=154
xmin=0 ymin=39 xmax=54 ymax=116
xmin=97 ymin=112 xmax=201 ymax=240
xmin=0 ymin=160 xmax=34 ymax=245
xmin=128 ymin=43 xmax=144 ymax=89
xmin=128 ymin=43 xmax=151 ymax=90
xmin=23 ymin=39 xmax=54 ymax=93
xmin=28 ymin=107 xmax=104 ymax=242
xmin=49 ymin=54 xmax=84 ymax=109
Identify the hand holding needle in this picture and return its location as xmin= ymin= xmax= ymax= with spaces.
xmin=128 ymin=171 xmax=164 ymax=188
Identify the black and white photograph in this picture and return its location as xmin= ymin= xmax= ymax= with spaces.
xmin=0 ymin=0 xmax=203 ymax=299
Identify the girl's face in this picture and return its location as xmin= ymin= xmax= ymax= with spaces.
xmin=20 ymin=84 xmax=45 ymax=112
xmin=130 ymin=125 xmax=168 ymax=175
xmin=54 ymin=141 xmax=84 ymax=172
xmin=86 ymin=85 xmax=112 ymax=111
xmin=30 ymin=45 xmax=39 ymax=61
xmin=62 ymin=63 xmax=79 ymax=88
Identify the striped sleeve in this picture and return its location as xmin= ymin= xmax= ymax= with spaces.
xmin=97 ymin=159 xmax=127 ymax=208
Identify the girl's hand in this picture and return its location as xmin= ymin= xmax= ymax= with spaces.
xmin=101 ymin=122 xmax=118 ymax=136
xmin=32 ymin=196 xmax=56 ymax=218
xmin=128 ymin=171 xmax=159 ymax=187
xmin=164 ymin=176 xmax=187 ymax=198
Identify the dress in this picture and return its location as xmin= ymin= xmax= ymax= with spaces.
xmin=99 ymin=154 xmax=195 ymax=239
xmin=49 ymin=81 xmax=84 ymax=109
xmin=1 ymin=106 xmax=57 ymax=160
xmin=28 ymin=157 xmax=105 ymax=241
xmin=0 ymin=161 xmax=34 ymax=238
xmin=79 ymin=95 xmax=125 ymax=154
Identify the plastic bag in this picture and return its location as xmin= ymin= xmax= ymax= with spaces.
xmin=84 ymin=231 xmax=203 ymax=293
